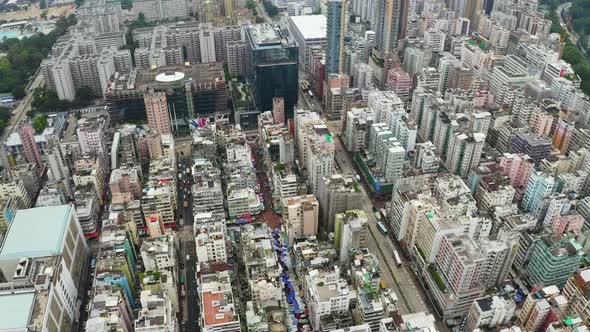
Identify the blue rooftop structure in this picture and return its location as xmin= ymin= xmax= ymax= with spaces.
xmin=0 ymin=205 xmax=73 ymax=260
xmin=0 ymin=292 xmax=36 ymax=330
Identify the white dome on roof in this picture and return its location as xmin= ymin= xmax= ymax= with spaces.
xmin=155 ymin=71 xmax=185 ymax=83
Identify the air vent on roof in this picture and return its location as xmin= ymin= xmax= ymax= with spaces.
xmin=34 ymin=274 xmax=49 ymax=291
xmin=215 ymin=314 xmax=225 ymax=320
xmin=13 ymin=257 xmax=31 ymax=279
xmin=212 ymin=300 xmax=220 ymax=307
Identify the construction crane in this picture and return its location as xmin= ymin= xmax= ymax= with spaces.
xmin=558 ymin=15 xmax=572 ymax=60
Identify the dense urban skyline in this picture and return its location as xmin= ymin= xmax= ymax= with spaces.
xmin=0 ymin=0 xmax=589 ymax=331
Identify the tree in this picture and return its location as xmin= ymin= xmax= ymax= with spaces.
xmin=32 ymin=115 xmax=48 ymax=134
xmin=120 ymin=0 xmax=132 ymax=9
xmin=11 ymin=85 xmax=25 ymax=99
xmin=246 ymin=0 xmax=256 ymax=11
xmin=76 ymin=86 xmax=95 ymax=105
xmin=262 ymin=0 xmax=279 ymax=16
xmin=0 ymin=13 xmax=77 ymax=95
xmin=40 ymin=11 xmax=48 ymax=19
xmin=39 ymin=0 xmax=47 ymax=9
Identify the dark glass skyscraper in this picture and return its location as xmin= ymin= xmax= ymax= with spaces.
xmin=246 ymin=24 xmax=299 ymax=120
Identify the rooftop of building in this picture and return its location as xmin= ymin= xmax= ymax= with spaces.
xmin=283 ymin=194 xmax=318 ymax=207
xmin=515 ymin=131 xmax=552 ymax=145
xmin=110 ymin=166 xmax=141 ymax=183
xmin=0 ymin=255 xmax=58 ymax=330
xmin=195 ymin=222 xmax=226 ymax=243
xmin=540 ymin=235 xmax=584 ymax=257
xmin=135 ymin=290 xmax=169 ymax=328
xmin=480 ymin=174 xmax=514 ymax=192
xmin=77 ymin=114 xmax=107 ymax=131
xmin=0 ymin=205 xmax=72 ymax=260
xmin=200 ymin=272 xmax=237 ymax=327
xmin=107 ymin=63 xmax=224 ymax=94
xmin=445 ymin=234 xmax=484 ymax=265
xmin=202 ymin=290 xmax=237 ymax=326
xmin=322 ymin=174 xmax=361 ymax=193
xmin=293 ymin=239 xmax=337 ymax=273
xmin=0 ymin=292 xmax=36 ymax=331
xmin=394 ymin=311 xmax=437 ymax=331
xmin=141 ymin=233 xmax=173 ymax=255
xmin=289 ymin=15 xmax=327 ymax=40
xmin=247 ymin=23 xmax=296 ymax=49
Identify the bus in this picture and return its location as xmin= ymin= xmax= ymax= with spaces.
xmin=377 ymin=221 xmax=388 ymax=235
xmin=393 ymin=250 xmax=402 ymax=267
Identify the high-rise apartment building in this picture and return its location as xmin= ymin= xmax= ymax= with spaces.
xmin=318 ymin=174 xmax=364 ymax=231
xmin=526 ymin=236 xmax=583 ymax=288
xmin=304 ymin=267 xmax=351 ymax=331
xmin=374 ymin=0 xmax=408 ymax=57
xmin=40 ymin=34 xmax=128 ymax=100
xmin=77 ymin=115 xmax=109 ymax=155
xmin=446 ymin=133 xmax=485 ymax=177
xmin=499 ymin=153 xmax=535 ymax=189
xmin=195 ymin=220 xmax=228 ymax=263
xmin=17 ymin=121 xmax=43 ymax=172
xmin=552 ymin=118 xmax=575 ymax=154
xmin=144 ymin=91 xmax=172 ymax=135
xmin=307 ymin=141 xmax=335 ymax=195
xmin=521 ymin=172 xmax=555 ymax=213
xmin=283 ymin=195 xmax=320 ymax=245
xmin=326 ymin=0 xmax=345 ymax=73
xmin=385 ymin=67 xmax=412 ymax=106
xmin=562 ymin=268 xmax=590 ymax=323
xmin=226 ymin=41 xmax=249 ymax=77
xmin=465 ymin=295 xmax=516 ymax=331
xmin=272 ymin=97 xmax=285 ymax=124
xmin=511 ymin=132 xmax=552 ymax=163
xmin=334 ymin=210 xmax=368 ymax=263
xmin=367 ymin=123 xmax=406 ymax=183
xmin=132 ymin=0 xmax=189 ymax=21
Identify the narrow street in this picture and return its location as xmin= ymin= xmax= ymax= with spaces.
xmin=250 ymin=141 xmax=282 ymax=230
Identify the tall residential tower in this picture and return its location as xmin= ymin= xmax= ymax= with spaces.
xmin=326 ymin=0 xmax=347 ymax=73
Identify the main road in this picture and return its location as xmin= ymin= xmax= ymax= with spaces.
xmin=556 ymin=1 xmax=587 ymax=57
xmin=325 ymin=118 xmax=450 ymax=330
xmin=2 ymin=72 xmax=44 ymax=141
xmin=176 ymin=156 xmax=199 ymax=332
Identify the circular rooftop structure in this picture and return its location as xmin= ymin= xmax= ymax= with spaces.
xmin=155 ymin=71 xmax=185 ymax=83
